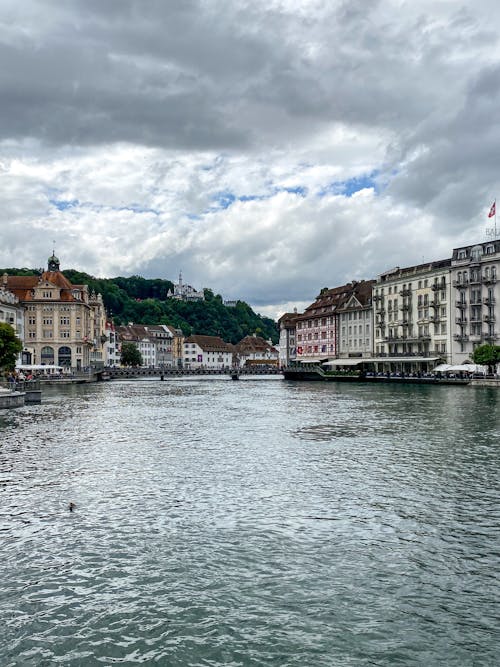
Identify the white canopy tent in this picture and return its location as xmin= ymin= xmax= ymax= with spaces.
xmin=433 ymin=363 xmax=487 ymax=374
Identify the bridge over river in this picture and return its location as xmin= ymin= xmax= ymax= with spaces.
xmin=103 ymin=366 xmax=282 ymax=380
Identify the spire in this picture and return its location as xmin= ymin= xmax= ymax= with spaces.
xmin=48 ymin=240 xmax=60 ymax=271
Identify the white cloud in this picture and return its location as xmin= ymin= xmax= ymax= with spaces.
xmin=0 ymin=0 xmax=499 ymax=320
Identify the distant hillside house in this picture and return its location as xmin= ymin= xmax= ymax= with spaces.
xmin=234 ymin=334 xmax=279 ymax=367
xmin=167 ymin=272 xmax=204 ymax=302
xmin=183 ymin=335 xmax=234 ymax=369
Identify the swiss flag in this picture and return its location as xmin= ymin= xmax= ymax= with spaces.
xmin=488 ymin=202 xmax=496 ymax=218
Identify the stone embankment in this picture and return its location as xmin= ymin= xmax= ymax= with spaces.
xmin=0 ymin=380 xmax=42 ymax=409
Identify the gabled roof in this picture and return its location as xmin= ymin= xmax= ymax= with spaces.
xmin=298 ymin=280 xmax=375 ymax=320
xmin=4 ymin=271 xmax=87 ymax=302
xmin=184 ymin=335 xmax=234 ymax=353
xmin=234 ymin=335 xmax=277 ymax=354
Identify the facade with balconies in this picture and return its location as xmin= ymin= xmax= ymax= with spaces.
xmin=0 ymin=285 xmax=25 ymax=365
xmin=373 ymin=259 xmax=452 ymax=370
xmin=451 ymin=241 xmax=500 ymax=364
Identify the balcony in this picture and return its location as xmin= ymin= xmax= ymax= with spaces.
xmin=483 ymin=297 xmax=496 ymax=306
xmin=429 ymin=316 xmax=441 ymax=323
xmin=469 ymin=275 xmax=481 ymax=285
xmin=429 ymin=300 xmax=439 ymax=308
xmin=484 ymin=314 xmax=496 ymax=323
xmin=484 ymin=333 xmax=499 ymax=341
xmin=372 ymin=294 xmax=383 ymax=303
xmin=452 ymin=279 xmax=468 ymax=288
xmin=418 ymin=335 xmax=431 ymax=342
xmin=399 ymin=288 xmax=411 ymax=297
xmin=376 ymin=307 xmax=385 ymax=315
xmin=469 ymin=315 xmax=482 ymax=323
xmin=482 ymin=275 xmax=497 ymax=285
xmin=455 ymin=301 xmax=467 ymax=308
xmin=431 ymin=282 xmax=446 ymax=291
xmin=453 ymin=334 xmax=469 ymax=341
xmin=455 ymin=317 xmax=467 ymax=324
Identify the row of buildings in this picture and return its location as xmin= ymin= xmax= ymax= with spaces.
xmin=0 ymin=254 xmax=278 ymax=371
xmin=278 ymin=239 xmax=500 ymax=373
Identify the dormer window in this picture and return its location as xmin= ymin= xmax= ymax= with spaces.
xmin=72 ymin=290 xmax=81 ymax=300
xmin=458 ymin=250 xmax=466 ymax=259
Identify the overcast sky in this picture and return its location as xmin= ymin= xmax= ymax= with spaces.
xmin=1 ymin=0 xmax=499 ymax=319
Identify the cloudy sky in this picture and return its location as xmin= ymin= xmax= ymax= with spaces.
xmin=1 ymin=0 xmax=499 ymax=319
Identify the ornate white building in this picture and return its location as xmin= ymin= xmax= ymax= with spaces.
xmin=4 ymin=255 xmax=107 ymax=370
xmin=451 ymin=240 xmax=500 ymax=364
xmin=373 ymin=259 xmax=452 ymax=370
xmin=167 ymin=272 xmax=204 ymax=302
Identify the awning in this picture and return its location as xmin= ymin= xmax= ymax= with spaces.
xmin=299 ymin=357 xmax=329 ymax=364
xmin=324 ymin=358 xmax=364 ymax=366
xmin=325 ymin=356 xmax=441 ymax=365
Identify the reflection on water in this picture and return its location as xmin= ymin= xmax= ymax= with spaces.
xmin=1 ymin=379 xmax=499 ymax=666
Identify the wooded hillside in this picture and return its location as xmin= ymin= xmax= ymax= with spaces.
xmin=1 ymin=268 xmax=278 ymax=344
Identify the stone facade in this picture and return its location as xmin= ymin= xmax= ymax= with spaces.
xmin=4 ymin=255 xmax=106 ymax=370
xmin=451 ymin=240 xmax=500 ymax=364
xmin=373 ymin=260 xmax=452 ymax=363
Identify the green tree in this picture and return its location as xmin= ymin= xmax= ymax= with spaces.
xmin=472 ymin=344 xmax=500 ymax=374
xmin=0 ymin=322 xmax=22 ymax=372
xmin=120 ymin=342 xmax=143 ymax=367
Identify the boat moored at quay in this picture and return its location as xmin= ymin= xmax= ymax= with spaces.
xmin=281 ymin=359 xmax=492 ymax=385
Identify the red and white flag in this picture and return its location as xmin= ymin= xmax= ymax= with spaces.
xmin=488 ymin=201 xmax=496 ymax=218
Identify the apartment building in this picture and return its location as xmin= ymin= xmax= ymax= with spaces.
xmin=295 ymin=281 xmax=374 ymax=363
xmin=278 ymin=311 xmax=299 ymax=367
xmin=451 ymin=241 xmax=500 ymax=364
xmin=183 ymin=335 xmax=234 ymax=369
xmin=337 ymin=280 xmax=375 ymax=358
xmin=372 ymin=259 xmax=452 ymax=369
xmin=0 ymin=285 xmax=25 ymax=364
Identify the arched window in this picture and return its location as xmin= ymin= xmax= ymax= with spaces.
xmin=58 ymin=346 xmax=72 ymax=367
xmin=41 ymin=346 xmax=54 ymax=364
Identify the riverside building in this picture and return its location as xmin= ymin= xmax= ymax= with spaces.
xmin=372 ymin=259 xmax=452 ymax=372
xmin=0 ymin=285 xmax=25 ymax=364
xmin=278 ymin=310 xmax=299 ymax=367
xmin=295 ymin=281 xmax=374 ymax=364
xmin=4 ymin=254 xmax=106 ymax=370
xmin=451 ymin=240 xmax=500 ymax=364
xmin=183 ymin=335 xmax=234 ymax=369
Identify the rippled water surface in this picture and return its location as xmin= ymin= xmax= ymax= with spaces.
xmin=1 ymin=378 xmax=499 ymax=666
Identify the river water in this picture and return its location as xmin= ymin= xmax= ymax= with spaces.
xmin=0 ymin=377 xmax=499 ymax=666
